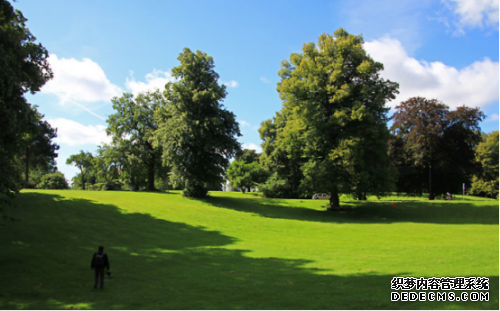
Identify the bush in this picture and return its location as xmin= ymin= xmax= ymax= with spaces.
xmin=36 ymin=172 xmax=69 ymax=190
xmin=259 ymin=173 xmax=290 ymax=198
xmin=24 ymin=179 xmax=38 ymax=189
xmin=104 ymin=180 xmax=124 ymax=191
xmin=183 ymin=181 xmax=208 ymax=198
xmin=79 ymin=180 xmax=125 ymax=191
xmin=468 ymin=176 xmax=499 ymax=199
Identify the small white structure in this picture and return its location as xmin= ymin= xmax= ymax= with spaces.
xmin=222 ymin=179 xmax=236 ymax=192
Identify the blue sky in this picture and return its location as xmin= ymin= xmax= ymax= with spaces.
xmin=14 ymin=0 xmax=499 ymax=181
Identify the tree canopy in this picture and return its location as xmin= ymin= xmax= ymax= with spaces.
xmin=154 ymin=48 xmax=241 ymax=198
xmin=261 ymin=29 xmax=399 ymax=208
xmin=107 ymin=90 xmax=167 ymax=191
xmin=66 ymin=151 xmax=94 ymax=190
xmin=0 ymin=0 xmax=53 ymax=197
xmin=389 ymin=97 xmax=485 ymax=199
xmin=469 ymin=131 xmax=499 ymax=198
xmin=227 ymin=149 xmax=269 ymax=193
xmin=21 ymin=106 xmax=59 ymax=187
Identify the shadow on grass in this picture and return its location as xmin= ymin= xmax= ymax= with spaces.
xmin=203 ymin=196 xmax=499 ymax=225
xmin=0 ymin=192 xmax=498 ymax=309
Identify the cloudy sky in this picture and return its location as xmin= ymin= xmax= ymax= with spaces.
xmin=15 ymin=0 xmax=499 ymax=181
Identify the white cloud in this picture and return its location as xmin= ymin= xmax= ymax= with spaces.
xmin=125 ymin=69 xmax=175 ymax=96
xmin=444 ymin=0 xmax=499 ymax=32
xmin=239 ymin=120 xmax=250 ymax=127
xmin=260 ymin=76 xmax=272 ymax=84
xmin=364 ymin=37 xmax=499 ymax=109
xmin=48 ymin=118 xmax=112 ymax=147
xmin=42 ymin=54 xmax=122 ymax=104
xmin=486 ymin=113 xmax=499 ymax=121
xmin=242 ymin=143 xmax=262 ymax=153
xmin=223 ymin=80 xmax=239 ymax=88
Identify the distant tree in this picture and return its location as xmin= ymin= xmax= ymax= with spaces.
xmin=154 ymin=48 xmax=241 ymax=198
xmin=275 ymin=29 xmax=398 ymax=209
xmin=21 ymin=106 xmax=59 ymax=187
xmin=235 ymin=149 xmax=260 ymax=164
xmin=390 ymin=97 xmax=485 ymax=199
xmin=107 ymin=90 xmax=167 ymax=191
xmin=36 ymin=171 xmax=68 ymax=190
xmin=27 ymin=159 xmax=58 ymax=188
xmin=259 ymin=110 xmax=307 ymax=199
xmin=0 ymin=0 xmax=52 ymax=198
xmin=227 ymin=160 xmax=269 ymax=193
xmin=439 ymin=106 xmax=485 ymax=194
xmin=93 ymin=144 xmax=122 ymax=183
xmin=66 ymin=151 xmax=94 ymax=190
xmin=469 ymin=131 xmax=499 ymax=198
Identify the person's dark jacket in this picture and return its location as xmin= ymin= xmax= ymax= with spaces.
xmin=91 ymin=251 xmax=110 ymax=270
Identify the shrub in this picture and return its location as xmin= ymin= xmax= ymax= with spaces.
xmin=36 ymin=172 xmax=69 ymax=190
xmin=104 ymin=180 xmax=124 ymax=191
xmin=259 ymin=173 xmax=290 ymax=198
xmin=183 ymin=181 xmax=208 ymax=198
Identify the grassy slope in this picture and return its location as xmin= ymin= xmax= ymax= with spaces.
xmin=0 ymin=190 xmax=498 ymax=309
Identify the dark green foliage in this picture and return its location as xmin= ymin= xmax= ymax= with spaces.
xmin=234 ymin=149 xmax=260 ymax=163
xmin=183 ymin=182 xmax=210 ymax=198
xmin=36 ymin=172 xmax=68 ymax=189
xmin=25 ymin=160 xmax=58 ymax=189
xmin=0 ymin=0 xmax=52 ymax=197
xmin=259 ymin=110 xmax=306 ymax=199
xmin=154 ymin=48 xmax=241 ymax=198
xmin=390 ymin=97 xmax=485 ymax=199
xmin=259 ymin=173 xmax=291 ymax=198
xmin=469 ymin=131 xmax=499 ymax=198
xmin=103 ymin=180 xmax=125 ymax=191
xmin=21 ymin=106 xmax=59 ymax=186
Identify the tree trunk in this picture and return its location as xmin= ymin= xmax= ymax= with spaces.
xmin=328 ymin=189 xmax=340 ymax=210
xmin=25 ymin=146 xmax=30 ymax=187
xmin=428 ymin=163 xmax=434 ymax=200
xmin=146 ymin=154 xmax=156 ymax=191
xmin=358 ymin=192 xmax=367 ymax=200
xmin=81 ymin=168 xmax=86 ymax=190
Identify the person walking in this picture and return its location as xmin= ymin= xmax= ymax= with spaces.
xmin=91 ymin=246 xmax=110 ymax=289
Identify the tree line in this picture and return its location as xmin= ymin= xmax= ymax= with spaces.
xmin=1 ymin=0 xmax=497 ymax=211
xmin=1 ymin=0 xmax=64 ymax=204
xmin=67 ymin=49 xmax=241 ymax=198
xmin=228 ymin=29 xmax=497 ymax=207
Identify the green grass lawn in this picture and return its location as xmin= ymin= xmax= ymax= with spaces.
xmin=0 ymin=190 xmax=498 ymax=309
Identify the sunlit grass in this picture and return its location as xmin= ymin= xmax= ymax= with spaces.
xmin=0 ymin=190 xmax=497 ymax=309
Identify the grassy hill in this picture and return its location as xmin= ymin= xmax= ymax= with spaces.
xmin=0 ymin=190 xmax=498 ymax=309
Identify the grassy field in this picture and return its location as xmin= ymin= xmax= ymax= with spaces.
xmin=0 ymin=190 xmax=498 ymax=309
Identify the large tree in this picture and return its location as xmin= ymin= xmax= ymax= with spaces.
xmin=0 ymin=0 xmax=52 ymax=197
xmin=390 ymin=97 xmax=485 ymax=199
xmin=275 ymin=29 xmax=398 ymax=209
xmin=154 ymin=48 xmax=241 ymax=198
xmin=107 ymin=90 xmax=166 ymax=191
